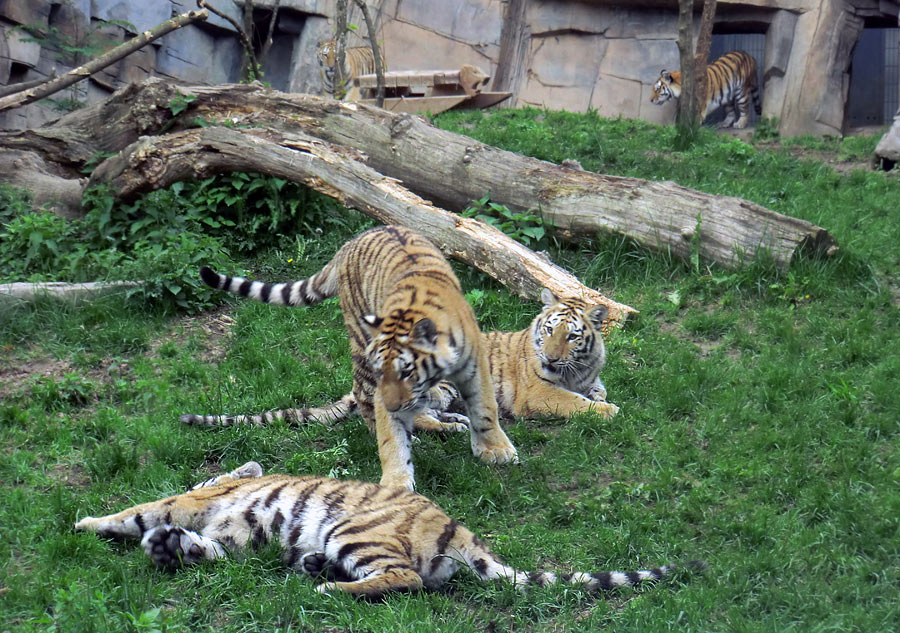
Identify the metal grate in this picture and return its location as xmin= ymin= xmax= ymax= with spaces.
xmin=848 ymin=28 xmax=900 ymax=127
xmin=885 ymin=29 xmax=899 ymax=120
xmin=707 ymin=33 xmax=766 ymax=125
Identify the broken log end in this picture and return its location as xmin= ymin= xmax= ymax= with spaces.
xmin=796 ymin=226 xmax=839 ymax=261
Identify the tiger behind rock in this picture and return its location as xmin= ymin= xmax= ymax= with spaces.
xmin=193 ymin=225 xmax=516 ymax=491
xmin=650 ymin=50 xmax=762 ymax=129
xmin=75 ymin=461 xmax=696 ymax=599
xmin=182 ymin=288 xmax=619 ymax=428
xmin=316 ymin=39 xmax=383 ymax=101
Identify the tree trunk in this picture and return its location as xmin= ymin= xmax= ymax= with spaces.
xmin=86 ymin=126 xmax=636 ymax=329
xmin=694 ymin=0 xmax=717 ymax=119
xmin=0 ymin=80 xmax=836 ymax=270
xmin=675 ymin=0 xmax=699 ymax=146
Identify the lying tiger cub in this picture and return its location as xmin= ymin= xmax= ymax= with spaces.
xmin=75 ymin=462 xmax=696 ymax=598
xmin=181 ymin=288 xmax=619 ymax=428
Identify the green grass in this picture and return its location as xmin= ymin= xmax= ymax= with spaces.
xmin=2 ymin=111 xmax=899 ymax=632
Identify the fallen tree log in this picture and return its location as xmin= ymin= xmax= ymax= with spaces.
xmin=87 ymin=126 xmax=636 ymax=329
xmin=0 ymin=281 xmax=141 ymax=303
xmin=178 ymin=83 xmax=837 ymax=270
xmin=0 ymin=150 xmax=84 ymax=218
xmin=0 ymin=79 xmax=835 ymax=270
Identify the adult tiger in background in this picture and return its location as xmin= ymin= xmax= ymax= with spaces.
xmin=650 ymin=50 xmax=762 ymax=129
xmin=182 ymin=288 xmax=619 ymax=427
xmin=194 ymin=226 xmax=517 ymax=491
xmin=316 ymin=39 xmax=384 ymax=101
xmin=75 ymin=461 xmax=699 ymax=598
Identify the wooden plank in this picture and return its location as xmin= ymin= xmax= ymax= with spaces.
xmin=460 ymin=91 xmax=512 ymax=109
xmin=355 ymin=70 xmax=462 ymax=89
xmin=358 ymin=95 xmax=468 ymax=114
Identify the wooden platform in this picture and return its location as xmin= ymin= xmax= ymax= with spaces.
xmin=354 ymin=67 xmax=511 ymax=114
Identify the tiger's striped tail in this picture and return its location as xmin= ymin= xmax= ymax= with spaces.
xmin=199 ymin=264 xmax=339 ymax=307
xmin=179 ymin=394 xmax=357 ymax=428
xmin=751 ymin=82 xmax=762 ymax=115
xmin=460 ymin=534 xmax=702 ymax=592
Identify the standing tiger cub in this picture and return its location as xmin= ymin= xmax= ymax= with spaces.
xmin=75 ymin=462 xmax=695 ymax=598
xmin=182 ymin=288 xmax=619 ymax=427
xmin=196 ymin=226 xmax=516 ymax=491
xmin=650 ymin=50 xmax=762 ymax=129
xmin=316 ymin=39 xmax=384 ymax=101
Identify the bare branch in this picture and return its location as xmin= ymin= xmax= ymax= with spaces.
xmin=196 ymin=0 xmax=259 ymax=80
xmin=258 ymin=0 xmax=281 ymax=67
xmin=352 ymin=0 xmax=384 ymax=107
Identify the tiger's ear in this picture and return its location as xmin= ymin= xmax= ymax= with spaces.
xmin=586 ymin=304 xmax=609 ymax=328
xmin=411 ymin=318 xmax=438 ymax=347
xmin=540 ymin=288 xmax=558 ymax=307
xmin=661 ymin=70 xmax=672 ymax=81
xmin=361 ymin=314 xmax=383 ymax=335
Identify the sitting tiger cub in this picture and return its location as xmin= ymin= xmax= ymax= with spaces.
xmin=193 ymin=226 xmax=516 ymax=491
xmin=181 ymin=288 xmax=619 ymax=428
xmin=75 ymin=461 xmax=695 ymax=598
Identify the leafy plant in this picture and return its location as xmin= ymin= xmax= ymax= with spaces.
xmin=462 ymin=194 xmax=546 ymax=246
xmin=167 ymin=93 xmax=197 ymax=117
xmin=753 ymin=116 xmax=781 ymax=142
xmin=15 ymin=19 xmax=136 ymax=65
xmin=0 ymin=209 xmax=80 ymax=276
xmin=0 ymin=184 xmax=33 ymax=223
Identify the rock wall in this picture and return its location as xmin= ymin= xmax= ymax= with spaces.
xmin=1 ymin=0 xmax=898 ymax=136
xmin=0 ymin=0 xmax=333 ymax=130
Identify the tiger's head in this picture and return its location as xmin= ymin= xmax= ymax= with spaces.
xmin=362 ymin=311 xmax=457 ymax=415
xmin=316 ymin=40 xmax=336 ymax=69
xmin=532 ymin=289 xmax=607 ymax=381
xmin=316 ymin=40 xmax=337 ymax=91
xmin=650 ymin=69 xmax=682 ymax=105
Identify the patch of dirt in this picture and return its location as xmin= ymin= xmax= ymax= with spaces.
xmin=0 ymin=352 xmax=73 ymax=399
xmin=658 ymin=318 xmax=741 ymax=362
xmin=149 ymin=305 xmax=235 ymax=364
xmin=1 ymin=306 xmax=235 ymax=401
xmin=48 ymin=461 xmax=91 ymax=488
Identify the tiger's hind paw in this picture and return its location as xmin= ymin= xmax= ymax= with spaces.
xmin=141 ymin=525 xmax=225 ymax=569
xmin=301 ymin=551 xmax=331 ymax=577
xmin=413 ymin=412 xmax=469 ymax=434
xmin=432 ymin=411 xmax=470 ymax=433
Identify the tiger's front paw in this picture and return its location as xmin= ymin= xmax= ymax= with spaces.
xmin=595 ymin=402 xmax=619 ymax=419
xmin=379 ymin=472 xmax=416 ymax=491
xmin=473 ymin=429 xmax=519 ymax=465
